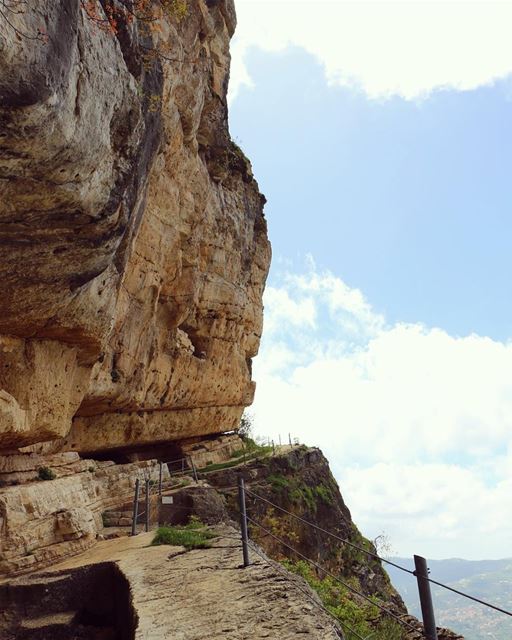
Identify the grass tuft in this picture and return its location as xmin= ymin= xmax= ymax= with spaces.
xmin=37 ymin=466 xmax=56 ymax=481
xmin=151 ymin=520 xmax=215 ymax=550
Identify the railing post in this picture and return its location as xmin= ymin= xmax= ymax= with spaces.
xmin=414 ymin=555 xmax=438 ymax=640
xmin=158 ymin=462 xmax=163 ymax=496
xmin=237 ymin=475 xmax=250 ymax=567
xmin=189 ymin=456 xmax=198 ymax=483
xmin=145 ymin=478 xmax=150 ymax=533
xmin=131 ymin=478 xmax=140 ymax=536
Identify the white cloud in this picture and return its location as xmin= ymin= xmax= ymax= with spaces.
xmin=253 ymin=266 xmax=512 ymax=558
xmin=340 ymin=463 xmax=512 ymax=558
xmin=263 ymin=286 xmax=316 ymax=334
xmin=231 ymin=1 xmax=512 ymax=100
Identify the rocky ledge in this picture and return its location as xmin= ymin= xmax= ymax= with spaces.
xmin=0 ymin=454 xmax=165 ymax=577
xmin=0 ymin=528 xmax=345 ymax=640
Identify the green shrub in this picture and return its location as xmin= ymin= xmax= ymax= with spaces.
xmin=314 ymin=483 xmax=335 ymax=506
xmin=151 ymin=523 xmax=215 ymax=550
xmin=282 ymin=560 xmax=405 ymax=640
xmin=185 ymin=515 xmax=203 ymax=530
xmin=37 ymin=467 xmax=56 ymax=481
xmin=167 ymin=0 xmax=188 ymax=21
xmin=200 ymin=446 xmax=272 ymax=473
xmin=290 ymin=483 xmax=316 ymax=511
xmin=268 ymin=474 xmax=290 ymax=491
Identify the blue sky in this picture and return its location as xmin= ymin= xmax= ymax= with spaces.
xmin=229 ymin=1 xmax=512 ymax=561
xmin=231 ymin=47 xmax=512 ymax=339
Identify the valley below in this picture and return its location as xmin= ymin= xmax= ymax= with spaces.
xmin=387 ymin=557 xmax=512 ymax=640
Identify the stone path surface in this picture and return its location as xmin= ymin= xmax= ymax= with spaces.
xmin=123 ymin=532 xmax=343 ymax=640
xmin=36 ymin=526 xmax=344 ymax=640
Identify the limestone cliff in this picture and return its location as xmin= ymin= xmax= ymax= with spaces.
xmin=0 ymin=0 xmax=270 ymax=456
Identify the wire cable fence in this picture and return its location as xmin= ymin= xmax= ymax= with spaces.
xmin=130 ymin=456 xmax=201 ymax=535
xmin=237 ymin=478 xmax=512 ymax=640
xmin=127 ymin=457 xmax=512 ymax=637
xmin=246 ymin=539 xmax=358 ymax=640
xmin=245 ymin=514 xmax=420 ymax=637
xmin=245 ymin=487 xmax=414 ymax=576
xmin=128 ymin=439 xmax=304 ymax=535
xmin=244 ymin=486 xmax=512 ymax=619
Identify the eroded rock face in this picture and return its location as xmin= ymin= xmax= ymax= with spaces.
xmin=0 ymin=456 xmax=165 ymax=576
xmin=0 ymin=0 xmax=270 ymax=454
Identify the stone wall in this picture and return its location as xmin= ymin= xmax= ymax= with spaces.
xmin=181 ymin=432 xmax=243 ymax=467
xmin=0 ymin=456 xmax=164 ymax=577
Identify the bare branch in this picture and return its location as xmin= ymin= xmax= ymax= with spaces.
xmin=0 ymin=3 xmax=47 ymax=41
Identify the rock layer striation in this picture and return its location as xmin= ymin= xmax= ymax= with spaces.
xmin=0 ymin=0 xmax=270 ymax=455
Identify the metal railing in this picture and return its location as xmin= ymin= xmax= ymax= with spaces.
xmin=130 ymin=456 xmax=199 ymax=535
xmin=236 ymin=477 xmax=512 ymax=640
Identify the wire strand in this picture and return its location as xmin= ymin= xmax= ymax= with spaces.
xmin=245 ymin=515 xmax=421 ymax=636
xmin=426 ymin=577 xmax=512 ymax=618
xmin=244 ymin=487 xmax=414 ymax=575
xmin=246 ymin=540 xmax=361 ymax=640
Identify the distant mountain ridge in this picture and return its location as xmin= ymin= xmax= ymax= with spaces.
xmin=386 ymin=556 xmax=512 ymax=640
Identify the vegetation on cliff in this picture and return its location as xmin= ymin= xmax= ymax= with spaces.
xmin=204 ymin=446 xmax=408 ymax=638
xmin=284 ymin=559 xmax=405 ymax=639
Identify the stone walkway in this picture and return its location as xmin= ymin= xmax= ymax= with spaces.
xmin=35 ymin=526 xmax=344 ymax=640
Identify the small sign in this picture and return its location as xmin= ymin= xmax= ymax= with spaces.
xmin=162 ymin=496 xmax=174 ymax=505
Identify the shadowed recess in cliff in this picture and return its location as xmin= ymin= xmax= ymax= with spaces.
xmin=0 ymin=562 xmax=137 ymax=640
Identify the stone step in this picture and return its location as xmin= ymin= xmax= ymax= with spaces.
xmin=20 ymin=611 xmax=76 ymax=629
xmin=102 ymin=515 xmax=133 ymax=527
xmin=103 ymin=510 xmax=133 ymax=518
xmin=102 ymin=511 xmax=131 ymax=524
xmin=101 ymin=525 xmax=144 ymax=539
xmin=17 ymin=617 xmax=116 ymax=640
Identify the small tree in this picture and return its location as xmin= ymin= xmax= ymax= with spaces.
xmin=373 ymin=532 xmax=394 ymax=558
xmin=238 ymin=411 xmax=254 ymax=442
